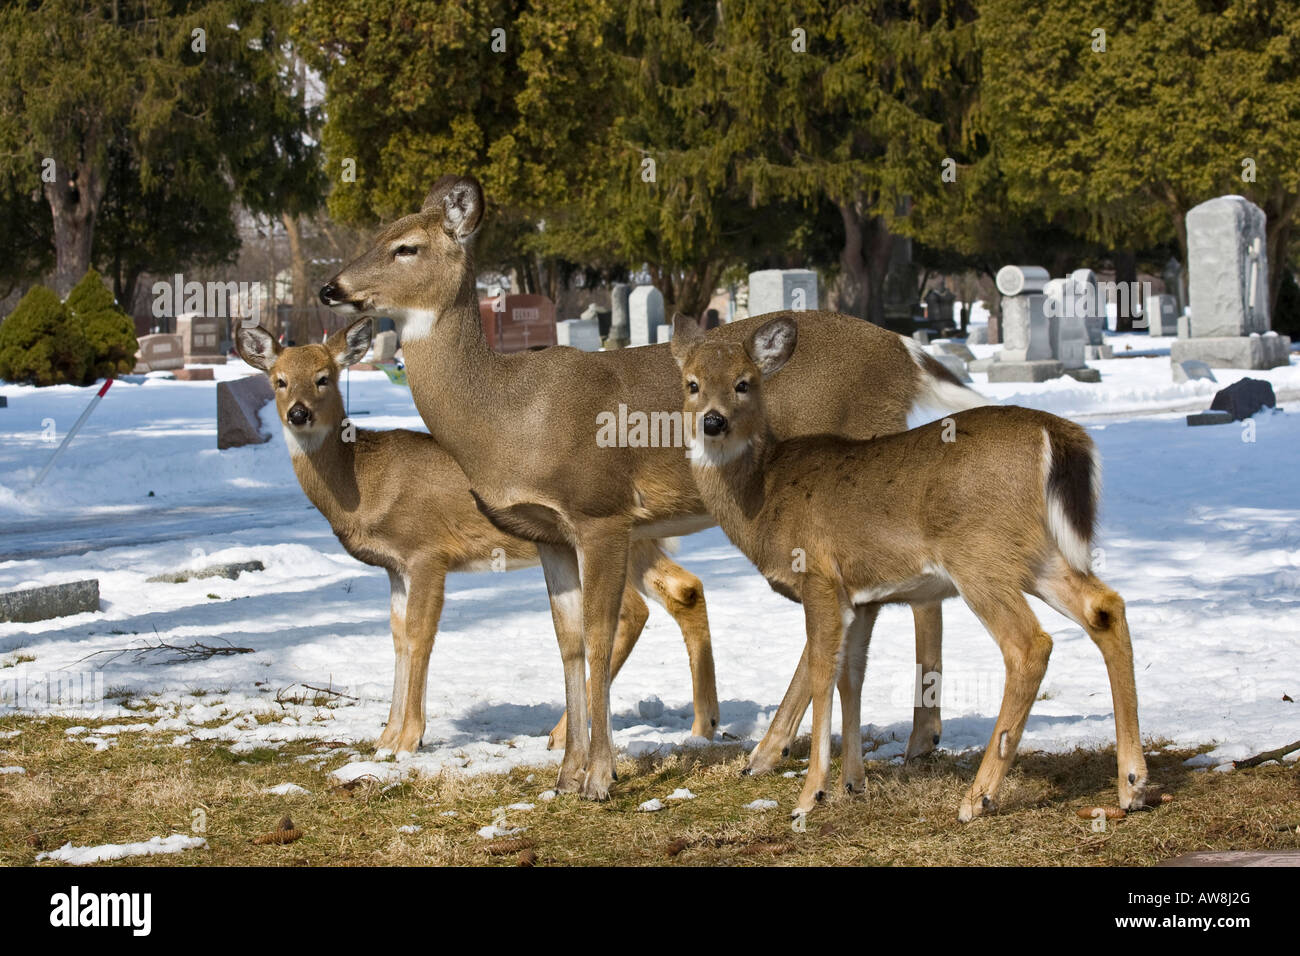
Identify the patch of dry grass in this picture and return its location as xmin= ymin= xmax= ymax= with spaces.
xmin=1 ymin=714 xmax=1296 ymax=866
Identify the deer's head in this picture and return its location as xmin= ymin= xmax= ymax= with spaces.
xmin=319 ymin=175 xmax=484 ymax=338
xmin=671 ymin=314 xmax=797 ymax=465
xmin=236 ymin=317 xmax=373 ymax=454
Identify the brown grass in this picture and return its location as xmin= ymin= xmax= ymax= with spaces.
xmin=1 ymin=713 xmax=1296 ymax=866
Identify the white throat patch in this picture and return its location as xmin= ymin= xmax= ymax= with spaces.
xmin=395 ymin=308 xmax=439 ymax=342
xmin=283 ymin=424 xmax=327 ymax=457
xmin=689 ymin=435 xmax=747 ymax=468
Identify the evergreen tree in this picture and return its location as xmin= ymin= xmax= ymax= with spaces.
xmin=0 ymin=285 xmax=90 ymax=386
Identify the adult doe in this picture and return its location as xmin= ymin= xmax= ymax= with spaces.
xmin=671 ymin=314 xmax=1146 ymax=820
xmin=320 ymin=173 xmax=987 ymax=798
xmin=237 ymin=317 xmax=719 ymax=754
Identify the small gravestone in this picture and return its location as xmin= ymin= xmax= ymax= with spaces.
xmin=1162 ymin=257 xmax=1186 ymax=314
xmin=989 ymin=272 xmax=1064 ymax=382
xmin=704 ymin=308 xmax=721 ymax=330
xmin=371 ymin=330 xmax=398 ymax=363
xmin=134 ymin=333 xmax=185 ymax=372
xmin=1187 ymin=410 xmax=1234 ymax=427
xmin=1041 ymin=279 xmax=1088 ymax=369
xmin=607 ymin=283 xmax=631 ymax=348
xmin=748 ymin=269 xmax=818 ymax=317
xmin=923 ymin=287 xmax=955 ymax=327
xmin=1143 ymin=293 xmax=1179 ymax=335
xmin=912 ymin=329 xmax=930 ymax=345
xmin=1173 ymin=195 xmax=1290 ymax=370
xmin=0 ymin=580 xmax=99 ymax=623
xmin=1070 ymin=269 xmax=1107 ymax=346
xmin=1210 ymin=378 xmax=1275 ymax=420
xmin=176 ymin=313 xmax=227 ymax=365
xmin=1173 ymin=360 xmax=1217 ymax=384
xmin=655 ymin=322 xmax=673 ymax=344
xmin=628 ymin=285 xmax=664 ymax=346
xmin=966 ymin=326 xmax=989 ymax=345
xmin=217 ymin=374 xmax=274 ymax=449
xmin=556 ymin=318 xmax=602 ymax=351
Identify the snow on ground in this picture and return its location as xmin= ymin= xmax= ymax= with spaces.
xmin=1 ymin=346 xmax=1298 ymax=783
xmin=37 ymin=834 xmax=207 ymax=865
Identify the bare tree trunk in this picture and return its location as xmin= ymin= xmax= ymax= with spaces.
xmin=1266 ymin=194 xmax=1298 ymax=317
xmin=282 ymin=212 xmax=313 ymax=344
xmin=828 ymin=202 xmax=892 ymax=325
xmin=45 ymin=159 xmax=105 ymax=296
xmin=1113 ymin=250 xmax=1138 ymax=332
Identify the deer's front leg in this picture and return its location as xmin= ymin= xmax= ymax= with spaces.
xmin=537 ymin=542 xmax=589 ymax=793
xmin=745 ymin=644 xmax=811 ymax=776
xmin=576 ymin=520 xmax=630 ymax=801
xmin=377 ymin=566 xmax=446 ymax=757
xmin=794 ymin=578 xmax=849 ymax=817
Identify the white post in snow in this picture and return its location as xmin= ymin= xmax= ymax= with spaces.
xmin=31 ymin=379 xmax=114 ymax=488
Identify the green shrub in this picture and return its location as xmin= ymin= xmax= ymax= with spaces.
xmin=67 ymin=268 xmax=139 ymax=378
xmin=0 ymin=285 xmax=91 ymax=386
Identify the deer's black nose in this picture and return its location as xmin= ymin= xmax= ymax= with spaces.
xmin=702 ymin=411 xmax=727 ymax=436
xmin=319 ymin=281 xmax=342 ymax=305
xmin=287 ymin=403 xmax=311 ymax=426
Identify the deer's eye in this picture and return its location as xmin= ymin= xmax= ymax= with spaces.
xmin=275 ymin=379 xmax=286 ymax=390
xmin=687 ymin=381 xmax=699 ymax=394
xmin=393 ymin=244 xmax=419 ymax=258
xmin=735 ymin=380 xmax=749 ymax=394
xmin=316 ymin=375 xmax=329 ymax=388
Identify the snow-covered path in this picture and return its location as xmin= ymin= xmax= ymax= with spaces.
xmin=1 ymin=336 xmax=1298 ymax=780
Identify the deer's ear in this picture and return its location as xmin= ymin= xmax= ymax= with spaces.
xmin=236 ymin=324 xmax=279 ymax=372
xmin=746 ymin=317 xmax=797 ymax=377
xmin=330 ymin=317 xmax=373 ymax=367
xmin=434 ymin=176 xmax=484 ymax=242
xmin=670 ymin=313 xmax=704 ymax=368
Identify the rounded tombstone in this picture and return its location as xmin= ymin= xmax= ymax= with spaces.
xmin=995 ymin=265 xmax=1050 ymax=297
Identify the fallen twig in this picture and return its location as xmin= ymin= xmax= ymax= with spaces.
xmin=76 ymin=637 xmax=253 ymax=666
xmin=1233 ymin=739 xmax=1300 ymax=770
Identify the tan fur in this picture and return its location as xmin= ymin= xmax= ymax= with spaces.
xmin=320 ymin=174 xmax=984 ymax=798
xmin=672 ymin=315 xmax=1147 ymax=819
xmin=236 ymin=319 xmax=722 ymax=756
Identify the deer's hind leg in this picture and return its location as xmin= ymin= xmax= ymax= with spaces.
xmin=1036 ymin=564 xmax=1147 ymax=810
xmin=905 ymin=600 xmax=944 ymax=761
xmin=953 ymin=583 xmax=1053 ymax=822
xmin=838 ymin=604 xmax=876 ymax=795
xmin=635 ymin=542 xmax=719 ymax=739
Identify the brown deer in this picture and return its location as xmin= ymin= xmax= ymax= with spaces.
xmin=235 ymin=317 xmax=720 ymax=755
xmin=670 ymin=313 xmax=1147 ymax=819
xmin=320 ymin=173 xmax=987 ymax=799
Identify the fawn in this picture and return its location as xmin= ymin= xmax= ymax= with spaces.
xmin=670 ymin=314 xmax=1146 ymax=819
xmin=236 ymin=317 xmax=721 ymax=756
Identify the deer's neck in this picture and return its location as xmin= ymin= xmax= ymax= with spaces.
xmin=690 ymin=428 xmax=778 ymax=574
xmin=396 ymin=295 xmax=509 ymax=477
xmin=288 ymin=426 xmax=363 ymax=525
